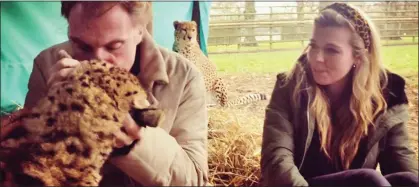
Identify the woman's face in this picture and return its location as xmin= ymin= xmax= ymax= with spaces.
xmin=307 ymin=25 xmax=356 ymax=86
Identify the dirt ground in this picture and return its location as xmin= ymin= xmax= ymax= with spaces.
xmin=217 ymin=73 xmax=419 ymax=159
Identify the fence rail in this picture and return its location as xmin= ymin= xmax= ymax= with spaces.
xmin=209 ymin=18 xmax=418 ymax=26
xmin=210 ymin=10 xmax=419 ymax=17
xmin=207 ymin=3 xmax=418 ymax=54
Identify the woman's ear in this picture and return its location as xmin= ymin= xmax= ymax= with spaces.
xmin=353 ymin=53 xmax=363 ymax=67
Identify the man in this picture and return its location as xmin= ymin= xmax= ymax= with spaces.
xmin=2 ymin=1 xmax=209 ymax=186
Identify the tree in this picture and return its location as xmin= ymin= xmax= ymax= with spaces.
xmin=241 ymin=0 xmax=258 ymax=46
xmin=208 ymin=2 xmax=242 ymax=46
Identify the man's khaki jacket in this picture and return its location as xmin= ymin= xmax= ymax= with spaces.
xmin=24 ymin=31 xmax=209 ymax=186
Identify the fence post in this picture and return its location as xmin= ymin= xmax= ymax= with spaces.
xmin=270 ymin=7 xmax=273 ymax=50
xmin=385 ymin=4 xmax=389 ymax=45
xmin=397 ymin=22 xmax=401 ymax=39
xmin=237 ymin=7 xmax=241 ymax=50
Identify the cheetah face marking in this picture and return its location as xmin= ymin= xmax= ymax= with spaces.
xmin=173 ymin=20 xmax=198 ymax=44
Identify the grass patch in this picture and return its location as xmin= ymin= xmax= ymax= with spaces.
xmin=209 ymin=45 xmax=418 ymax=78
xmin=208 ymin=37 xmax=417 ymax=53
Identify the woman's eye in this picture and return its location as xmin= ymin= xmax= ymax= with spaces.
xmin=326 ymin=48 xmax=338 ymax=54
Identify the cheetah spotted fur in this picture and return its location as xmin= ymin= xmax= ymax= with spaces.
xmin=172 ymin=20 xmax=267 ymax=107
xmin=0 ymin=59 xmax=164 ymax=186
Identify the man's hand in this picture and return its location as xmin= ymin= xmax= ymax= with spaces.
xmin=46 ymin=50 xmax=81 ymax=89
xmin=113 ymin=114 xmax=144 ymax=148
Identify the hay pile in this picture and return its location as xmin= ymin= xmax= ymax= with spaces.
xmin=208 ymin=108 xmax=263 ymax=186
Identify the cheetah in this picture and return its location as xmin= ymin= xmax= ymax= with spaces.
xmin=172 ymin=20 xmax=267 ymax=107
xmin=0 ymin=59 xmax=164 ymax=186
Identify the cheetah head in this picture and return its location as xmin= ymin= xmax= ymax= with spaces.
xmin=70 ymin=59 xmax=164 ymax=127
xmin=173 ymin=20 xmax=198 ymax=45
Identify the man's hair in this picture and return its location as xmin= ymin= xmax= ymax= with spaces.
xmin=61 ymin=1 xmax=152 ymax=23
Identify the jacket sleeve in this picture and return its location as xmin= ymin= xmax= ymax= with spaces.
xmin=378 ymin=105 xmax=418 ymax=176
xmin=110 ymin=71 xmax=209 ymax=186
xmin=260 ymin=74 xmax=309 ymax=186
xmin=24 ymin=53 xmax=49 ymax=109
xmin=24 ymin=42 xmax=73 ymax=109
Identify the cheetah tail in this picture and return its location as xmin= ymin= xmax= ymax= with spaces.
xmin=226 ymin=93 xmax=267 ymax=107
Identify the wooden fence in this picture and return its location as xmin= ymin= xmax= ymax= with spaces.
xmin=207 ymin=3 xmax=419 ymax=54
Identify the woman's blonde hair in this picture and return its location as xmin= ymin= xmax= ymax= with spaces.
xmin=286 ymin=3 xmax=388 ymax=169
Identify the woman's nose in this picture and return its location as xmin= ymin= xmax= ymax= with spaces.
xmin=314 ymin=50 xmax=324 ymax=63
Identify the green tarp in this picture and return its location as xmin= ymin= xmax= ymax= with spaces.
xmin=0 ymin=1 xmax=211 ymax=114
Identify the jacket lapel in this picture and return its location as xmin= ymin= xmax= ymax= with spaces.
xmin=135 ymin=30 xmax=169 ymax=90
xmin=294 ymin=54 xmax=316 ymax=169
xmin=131 ymin=30 xmax=169 ymax=108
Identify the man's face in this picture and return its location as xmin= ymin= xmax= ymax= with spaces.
xmin=68 ymin=4 xmax=143 ymax=71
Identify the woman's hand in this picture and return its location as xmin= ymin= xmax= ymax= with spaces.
xmin=0 ymin=108 xmax=31 ymax=186
xmin=1 ymin=108 xmax=30 ymax=141
xmin=0 ymin=161 xmax=15 ymax=187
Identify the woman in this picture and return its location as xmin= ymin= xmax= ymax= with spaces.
xmin=260 ymin=2 xmax=418 ymax=186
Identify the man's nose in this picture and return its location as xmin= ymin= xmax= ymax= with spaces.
xmin=93 ymin=49 xmax=112 ymax=63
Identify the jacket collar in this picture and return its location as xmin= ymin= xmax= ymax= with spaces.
xmin=134 ymin=30 xmax=169 ymax=90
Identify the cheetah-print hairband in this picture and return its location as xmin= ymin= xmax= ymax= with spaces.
xmin=323 ymin=2 xmax=372 ymax=51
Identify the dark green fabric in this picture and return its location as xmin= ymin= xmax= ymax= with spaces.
xmin=198 ymin=2 xmax=211 ymax=56
xmin=1 ymin=2 xmax=68 ymax=114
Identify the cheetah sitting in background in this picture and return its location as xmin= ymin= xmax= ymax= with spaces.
xmin=0 ymin=60 xmax=164 ymax=186
xmin=172 ymin=20 xmax=267 ymax=108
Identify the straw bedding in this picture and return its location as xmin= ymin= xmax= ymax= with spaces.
xmin=207 ymin=108 xmax=263 ymax=186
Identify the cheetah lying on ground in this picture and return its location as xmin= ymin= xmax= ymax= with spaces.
xmin=0 ymin=59 xmax=164 ymax=186
xmin=173 ymin=20 xmax=267 ymax=108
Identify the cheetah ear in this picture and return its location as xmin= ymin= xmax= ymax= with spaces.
xmin=133 ymin=97 xmax=150 ymax=109
xmin=131 ymin=90 xmax=151 ymax=109
xmin=173 ymin=20 xmax=180 ymax=29
xmin=132 ymin=108 xmax=165 ymax=128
